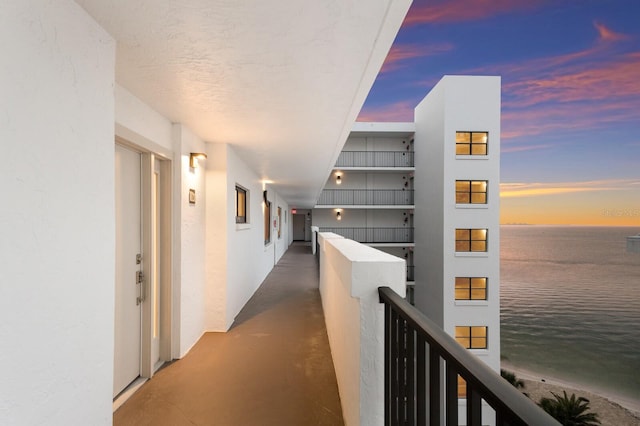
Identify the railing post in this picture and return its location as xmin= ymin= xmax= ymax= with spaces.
xmin=445 ymin=363 xmax=458 ymax=426
xmin=429 ymin=344 xmax=440 ymax=426
xmin=384 ymin=302 xmax=391 ymax=426
xmin=406 ymin=324 xmax=416 ymax=425
xmin=467 ymin=385 xmax=482 ymax=426
xmin=416 ymin=335 xmax=426 ymax=425
xmin=391 ymin=309 xmax=399 ymax=425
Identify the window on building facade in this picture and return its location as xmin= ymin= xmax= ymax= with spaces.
xmin=456 ymin=131 xmax=488 ymax=155
xmin=455 ymin=277 xmax=488 ymax=300
xmin=277 ymin=206 xmax=282 ymax=239
xmin=264 ymin=200 xmax=271 ymax=245
xmin=455 ymin=326 xmax=488 ymax=349
xmin=236 ymin=185 xmax=247 ymax=223
xmin=455 ymin=229 xmax=488 ymax=252
xmin=456 ymin=180 xmax=488 ymax=204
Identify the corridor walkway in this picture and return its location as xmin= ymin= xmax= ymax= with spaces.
xmin=114 ymin=243 xmax=344 ymax=426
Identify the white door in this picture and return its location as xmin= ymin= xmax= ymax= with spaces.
xmin=293 ymin=214 xmax=305 ymax=241
xmin=114 ymin=144 xmax=142 ymax=398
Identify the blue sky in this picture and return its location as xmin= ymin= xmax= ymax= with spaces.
xmin=359 ymin=0 xmax=640 ymax=225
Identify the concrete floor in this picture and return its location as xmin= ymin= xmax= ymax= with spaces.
xmin=114 ymin=242 xmax=344 ymax=426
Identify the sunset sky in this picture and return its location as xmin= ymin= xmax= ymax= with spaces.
xmin=359 ymin=0 xmax=640 ymax=226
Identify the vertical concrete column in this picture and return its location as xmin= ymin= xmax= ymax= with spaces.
xmin=311 ymin=226 xmax=320 ymax=254
xmin=318 ymin=233 xmax=405 ymax=426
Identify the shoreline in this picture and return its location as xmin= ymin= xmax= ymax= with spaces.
xmin=501 ymin=361 xmax=640 ymax=423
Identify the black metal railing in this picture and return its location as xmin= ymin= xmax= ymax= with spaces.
xmin=406 ymin=265 xmax=415 ymax=281
xmin=336 ymin=151 xmax=415 ymax=168
xmin=319 ymin=227 xmax=414 ymax=243
xmin=378 ymin=287 xmax=560 ymax=426
xmin=317 ymin=189 xmax=414 ymax=205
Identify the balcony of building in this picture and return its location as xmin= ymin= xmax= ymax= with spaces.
xmin=113 ymin=237 xmax=558 ymax=426
xmin=335 ymin=150 xmax=415 ymax=170
xmin=316 ymin=189 xmax=414 ymax=207
xmin=318 ymin=226 xmax=414 ymax=244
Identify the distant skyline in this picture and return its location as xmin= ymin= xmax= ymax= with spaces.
xmin=359 ymin=0 xmax=640 ymax=226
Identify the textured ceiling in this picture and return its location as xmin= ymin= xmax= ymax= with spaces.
xmin=75 ymin=0 xmax=411 ymax=207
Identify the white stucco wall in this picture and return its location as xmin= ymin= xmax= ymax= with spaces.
xmin=342 ymin=134 xmax=412 ymax=151
xmin=313 ymin=208 xmax=412 ymax=230
xmin=443 ymin=76 xmax=501 ymax=375
xmin=323 ymin=172 xmax=411 ymax=191
xmin=205 ymin=144 xmax=290 ymax=331
xmin=319 ymin=234 xmax=405 ymax=426
xmin=273 ymin=193 xmax=290 ymax=264
xmin=204 ymin=143 xmax=230 ymax=331
xmin=225 ymin=147 xmax=281 ymax=328
xmin=115 ymin=84 xmax=173 ymax=155
xmin=415 ymin=76 xmax=501 ymax=376
xmin=414 ymin=79 xmax=446 ymax=324
xmin=0 ymin=1 xmax=115 ymax=424
xmin=173 ymin=124 xmax=208 ymax=356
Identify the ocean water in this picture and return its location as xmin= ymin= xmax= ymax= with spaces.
xmin=500 ymin=225 xmax=640 ymax=404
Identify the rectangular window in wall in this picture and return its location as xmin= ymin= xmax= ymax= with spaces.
xmin=456 ymin=131 xmax=488 ymax=155
xmin=455 ymin=228 xmax=488 ymax=252
xmin=456 ymin=180 xmax=488 ymax=204
xmin=455 ymin=326 xmax=488 ymax=349
xmin=264 ymin=200 xmax=271 ymax=245
xmin=455 ymin=277 xmax=488 ymax=300
xmin=236 ymin=185 xmax=247 ymax=223
xmin=277 ymin=206 xmax=282 ymax=239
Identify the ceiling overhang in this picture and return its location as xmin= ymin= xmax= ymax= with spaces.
xmin=75 ymin=0 xmax=411 ymax=207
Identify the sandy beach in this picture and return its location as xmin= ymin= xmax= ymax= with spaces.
xmin=502 ymin=362 xmax=640 ymax=426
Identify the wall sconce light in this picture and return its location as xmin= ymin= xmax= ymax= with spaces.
xmin=336 ymin=211 xmax=342 ymax=221
xmin=189 ymin=152 xmax=208 ymax=168
xmin=336 ymin=175 xmax=342 ymax=185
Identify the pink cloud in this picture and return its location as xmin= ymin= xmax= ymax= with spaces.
xmin=357 ymin=100 xmax=415 ymax=122
xmin=403 ymin=0 xmax=545 ymax=25
xmin=486 ymin=22 xmax=631 ymax=82
xmin=594 ymin=21 xmax=629 ymax=42
xmin=502 ymin=99 xmax=639 ymax=139
xmin=380 ymin=43 xmax=454 ymax=73
xmin=503 ymin=52 xmax=640 ymax=107
xmin=501 ymin=143 xmax=553 ymax=153
xmin=482 ymin=23 xmax=640 ymax=139
xmin=500 ymin=179 xmax=639 ymax=198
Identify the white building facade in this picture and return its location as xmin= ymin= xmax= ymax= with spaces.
xmin=314 ymin=76 xmax=502 ymax=421
xmin=313 ymin=122 xmax=417 ymax=298
xmin=414 ymin=75 xmax=501 ymax=375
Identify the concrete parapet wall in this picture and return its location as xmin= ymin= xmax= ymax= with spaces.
xmin=318 ymin=233 xmax=405 ymax=426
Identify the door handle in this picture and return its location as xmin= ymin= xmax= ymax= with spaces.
xmin=136 ymin=271 xmax=145 ymax=305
